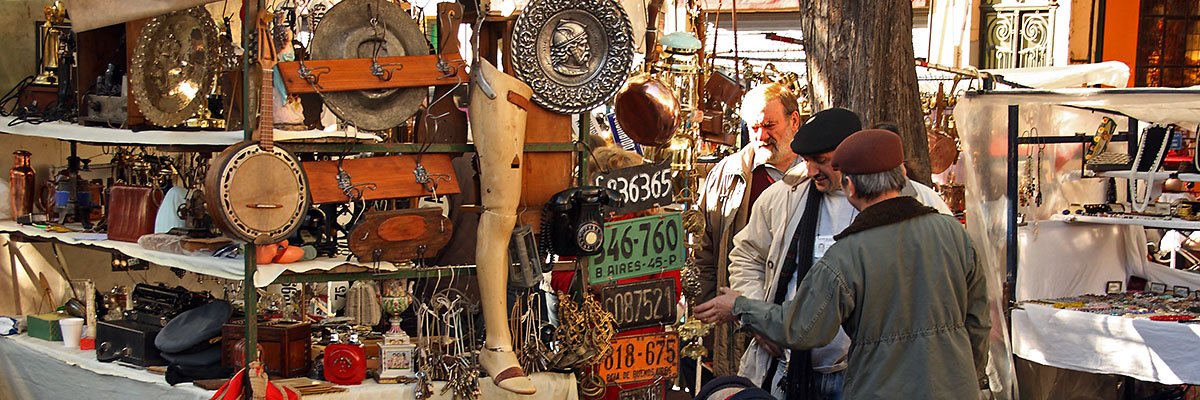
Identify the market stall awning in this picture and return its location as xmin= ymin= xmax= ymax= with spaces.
xmin=984 ymin=61 xmax=1132 ymax=90
xmin=701 ymin=0 xmax=927 ymax=11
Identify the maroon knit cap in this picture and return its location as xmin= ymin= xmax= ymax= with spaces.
xmin=832 ymin=129 xmax=904 ymax=174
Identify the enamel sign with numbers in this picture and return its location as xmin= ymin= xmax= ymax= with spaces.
xmin=597 ymin=331 xmax=679 ymax=385
xmin=618 ymin=380 xmax=666 ymax=400
xmin=592 ymin=161 xmax=673 ymax=215
xmin=588 ymin=212 xmax=685 ymax=285
xmin=601 ymin=278 xmax=677 ymax=332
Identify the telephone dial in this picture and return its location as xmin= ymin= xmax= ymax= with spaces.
xmin=539 ymin=186 xmax=624 ymax=258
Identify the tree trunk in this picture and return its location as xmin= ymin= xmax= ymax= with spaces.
xmin=797 ymin=0 xmax=932 ymax=186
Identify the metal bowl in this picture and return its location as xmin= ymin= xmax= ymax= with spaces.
xmin=614 ymin=74 xmax=680 ymax=146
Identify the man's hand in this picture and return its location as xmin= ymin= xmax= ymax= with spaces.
xmin=695 ymin=287 xmax=740 ymax=324
xmin=754 ymin=333 xmax=782 ymax=358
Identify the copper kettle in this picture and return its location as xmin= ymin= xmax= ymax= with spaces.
xmin=614 ymin=74 xmax=681 ymax=146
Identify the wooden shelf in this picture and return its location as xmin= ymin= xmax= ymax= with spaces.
xmin=0 ymin=221 xmax=474 ymax=285
xmin=0 ymin=116 xmax=381 ymax=146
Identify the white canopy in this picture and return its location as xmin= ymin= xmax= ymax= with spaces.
xmin=983 ymin=61 xmax=1132 ymax=90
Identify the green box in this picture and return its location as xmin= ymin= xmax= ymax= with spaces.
xmin=26 ymin=312 xmax=69 ymax=341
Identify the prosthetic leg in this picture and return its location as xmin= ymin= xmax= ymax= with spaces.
xmin=469 ymin=59 xmax=537 ymax=395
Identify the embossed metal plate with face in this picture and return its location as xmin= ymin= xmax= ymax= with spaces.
xmin=513 ymin=0 xmax=634 ymax=114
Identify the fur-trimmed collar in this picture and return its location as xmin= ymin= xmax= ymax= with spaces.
xmin=834 ymin=196 xmax=938 ymax=240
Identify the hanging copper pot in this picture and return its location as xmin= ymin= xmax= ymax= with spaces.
xmin=614 ymin=74 xmax=681 ymax=147
xmin=928 ymin=130 xmax=960 ymax=174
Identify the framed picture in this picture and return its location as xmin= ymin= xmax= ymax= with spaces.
xmin=1106 ymin=281 xmax=1123 ymax=294
xmin=379 ymin=343 xmax=416 ymax=379
xmin=1149 ymin=282 xmax=1168 ymax=294
xmin=1173 ymin=285 xmax=1191 ymax=297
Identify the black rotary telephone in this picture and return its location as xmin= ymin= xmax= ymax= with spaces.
xmin=540 ymin=186 xmax=624 ymax=258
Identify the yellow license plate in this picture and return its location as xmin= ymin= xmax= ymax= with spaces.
xmin=597 ymin=331 xmax=679 ymax=385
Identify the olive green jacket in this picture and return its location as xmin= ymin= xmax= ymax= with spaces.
xmin=732 ymin=197 xmax=990 ymax=399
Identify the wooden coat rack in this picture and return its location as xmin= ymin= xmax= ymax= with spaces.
xmin=276 ymin=3 xmax=467 ymax=94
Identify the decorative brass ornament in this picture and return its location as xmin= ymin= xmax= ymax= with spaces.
xmin=308 ymin=0 xmax=428 ymax=131
xmin=512 ymin=0 xmax=634 ymax=114
xmin=130 ymin=7 xmax=220 ymax=128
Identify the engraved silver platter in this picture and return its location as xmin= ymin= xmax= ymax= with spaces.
xmin=309 ymin=0 xmax=428 ymax=131
xmin=512 ymin=0 xmax=633 ymax=114
xmin=130 ymin=7 xmax=219 ymax=128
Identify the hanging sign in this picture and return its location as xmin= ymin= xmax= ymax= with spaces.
xmin=597 ymin=331 xmax=679 ymax=385
xmin=600 ymin=278 xmax=678 ymax=332
xmin=592 ymin=161 xmax=673 ymax=215
xmin=588 ymin=212 xmax=684 ymax=285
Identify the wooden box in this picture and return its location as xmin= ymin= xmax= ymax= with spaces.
xmin=221 ymin=320 xmax=312 ymax=378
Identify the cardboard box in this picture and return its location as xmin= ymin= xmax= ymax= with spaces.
xmin=26 ymin=312 xmax=69 ymax=341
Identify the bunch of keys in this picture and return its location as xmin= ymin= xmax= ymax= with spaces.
xmin=440 ymin=354 xmax=480 ymax=400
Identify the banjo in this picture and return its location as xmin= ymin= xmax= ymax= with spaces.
xmin=206 ymin=12 xmax=310 ymax=245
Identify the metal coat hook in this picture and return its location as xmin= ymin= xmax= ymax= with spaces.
xmin=296 ymin=62 xmax=330 ymax=88
xmin=371 ymin=62 xmax=405 ymax=81
xmin=413 ymin=163 xmax=451 ymax=194
xmin=336 ymin=157 xmax=377 ymax=201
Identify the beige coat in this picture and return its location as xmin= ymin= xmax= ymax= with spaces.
xmin=695 ymin=144 xmax=761 ymax=376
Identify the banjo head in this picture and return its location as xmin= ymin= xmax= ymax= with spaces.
xmin=206 ymin=141 xmax=310 ymax=244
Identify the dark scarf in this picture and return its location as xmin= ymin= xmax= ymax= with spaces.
xmin=760 ymin=180 xmax=823 ymax=399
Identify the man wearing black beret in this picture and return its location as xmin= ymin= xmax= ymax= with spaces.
xmin=697 ymin=129 xmax=991 ymax=399
xmin=720 ymin=109 xmax=949 ymax=399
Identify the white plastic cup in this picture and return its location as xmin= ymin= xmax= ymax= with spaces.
xmin=59 ymin=318 xmax=84 ymax=348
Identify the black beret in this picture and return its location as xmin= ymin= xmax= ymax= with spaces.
xmin=790 ymin=107 xmax=862 ymax=155
xmin=155 ymin=300 xmax=231 ymax=353
xmin=161 ymin=342 xmax=224 ymax=367
xmin=696 ymin=375 xmax=756 ymax=400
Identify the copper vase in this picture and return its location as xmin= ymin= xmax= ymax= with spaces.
xmin=10 ymin=150 xmax=36 ymax=219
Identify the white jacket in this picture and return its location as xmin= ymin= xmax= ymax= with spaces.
xmin=728 ymin=165 xmax=951 ymax=391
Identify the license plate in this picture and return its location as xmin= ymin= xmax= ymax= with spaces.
xmin=592 ymin=161 xmax=673 ymax=215
xmin=617 ymin=380 xmax=666 ymax=400
xmin=588 ymin=213 xmax=685 ymax=285
xmin=597 ymin=332 xmax=679 ymax=385
xmin=600 ymin=278 xmax=677 ymax=332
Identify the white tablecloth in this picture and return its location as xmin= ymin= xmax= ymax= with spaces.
xmin=0 ymin=117 xmax=380 ymax=145
xmin=0 ymin=333 xmax=211 ymax=399
xmin=0 ymin=333 xmax=578 ymax=399
xmin=0 ymin=221 xmax=405 ymax=286
xmin=1011 ymin=304 xmax=1200 ymax=385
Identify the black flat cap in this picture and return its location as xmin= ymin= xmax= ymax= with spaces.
xmin=155 ymin=300 xmax=231 ymax=353
xmin=791 ymin=107 xmax=862 ymax=155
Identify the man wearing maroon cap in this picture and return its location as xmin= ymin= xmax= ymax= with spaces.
xmin=721 ymin=109 xmax=949 ymax=399
xmin=696 ymin=130 xmax=991 ymax=399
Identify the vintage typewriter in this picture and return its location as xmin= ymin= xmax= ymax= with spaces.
xmin=124 ymin=283 xmax=207 ymax=327
xmin=96 ymin=284 xmax=209 ymax=367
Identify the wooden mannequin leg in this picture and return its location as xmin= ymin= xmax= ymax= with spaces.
xmin=469 ymin=59 xmax=536 ymax=395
